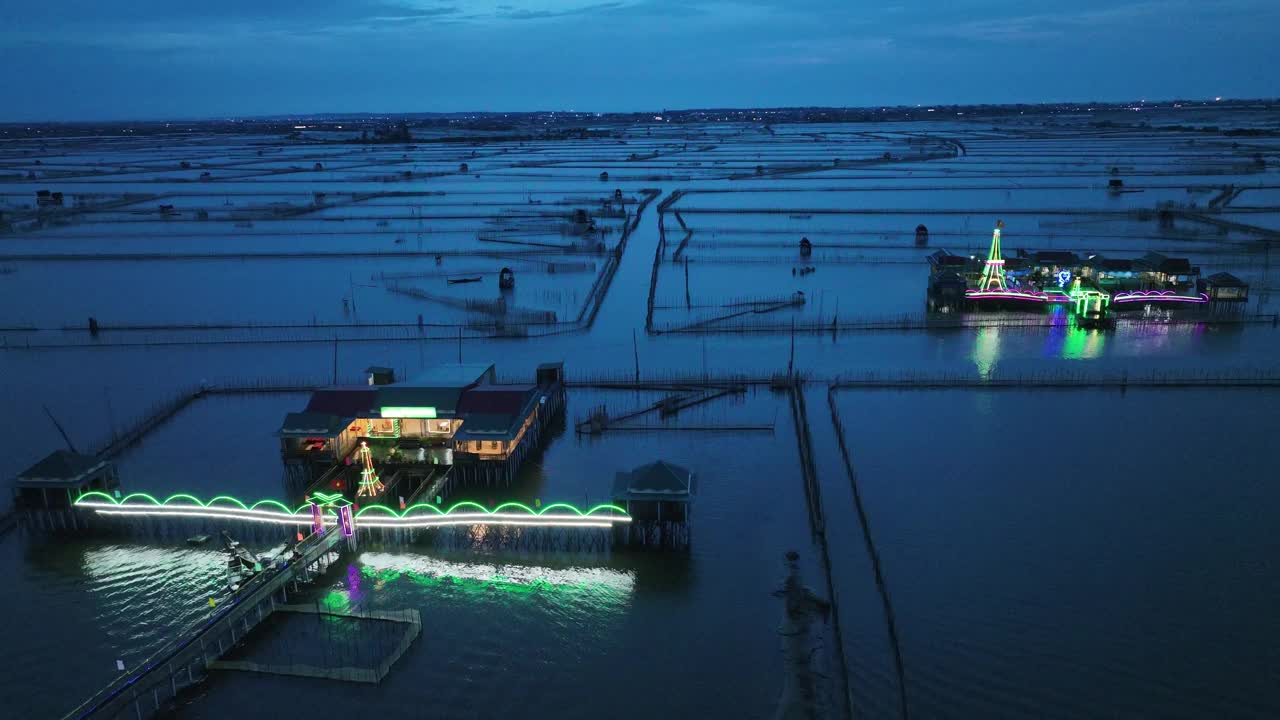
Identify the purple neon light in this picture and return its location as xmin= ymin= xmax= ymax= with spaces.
xmin=338 ymin=506 xmax=354 ymax=537
xmin=1112 ymin=290 xmax=1209 ymax=304
xmin=310 ymin=502 xmax=324 ymax=535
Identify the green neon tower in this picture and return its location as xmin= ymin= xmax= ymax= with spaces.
xmin=978 ymin=220 xmax=1007 ymax=292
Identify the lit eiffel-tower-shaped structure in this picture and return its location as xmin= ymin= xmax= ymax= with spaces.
xmin=356 ymin=441 xmax=385 ymax=498
xmin=977 ymin=220 xmax=1007 ymax=291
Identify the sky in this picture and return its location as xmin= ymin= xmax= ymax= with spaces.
xmin=1 ymin=0 xmax=1277 ymax=121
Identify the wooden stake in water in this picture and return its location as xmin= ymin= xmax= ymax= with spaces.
xmin=684 ymin=257 xmax=691 ymax=309
xmin=632 ymin=329 xmax=640 ymax=382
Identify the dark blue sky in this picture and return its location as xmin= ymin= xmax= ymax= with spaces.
xmin=2 ymin=0 xmax=1276 ymax=120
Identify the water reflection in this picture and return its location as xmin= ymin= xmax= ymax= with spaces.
xmin=1059 ymin=328 xmax=1107 ymax=360
xmin=356 ymin=552 xmax=635 ymax=604
xmin=972 ymin=326 xmax=1001 ymax=379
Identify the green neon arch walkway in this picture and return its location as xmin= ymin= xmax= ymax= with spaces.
xmin=73 ymin=492 xmax=632 ymax=526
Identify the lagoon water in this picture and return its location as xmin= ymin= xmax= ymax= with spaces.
xmin=2 ymin=116 xmax=1279 ymax=718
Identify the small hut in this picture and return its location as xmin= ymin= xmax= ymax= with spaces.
xmin=1200 ymin=272 xmax=1249 ymax=302
xmin=13 ymin=451 xmax=119 ymax=530
xmin=599 ymin=171 xmax=609 ymax=182
xmin=613 ymin=461 xmax=695 ymax=548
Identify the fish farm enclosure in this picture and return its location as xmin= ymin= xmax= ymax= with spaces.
xmin=3 ymin=106 xmax=1280 ymax=719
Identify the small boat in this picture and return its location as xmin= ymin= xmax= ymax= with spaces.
xmin=447 ymin=276 xmax=482 ymax=285
xmin=186 ymin=534 xmax=211 ymax=545
xmin=222 ymin=532 xmax=261 ymax=572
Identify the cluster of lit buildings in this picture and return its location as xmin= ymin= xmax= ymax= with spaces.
xmin=927 ymin=224 xmax=1249 ymax=320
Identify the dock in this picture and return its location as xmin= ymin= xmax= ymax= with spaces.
xmin=63 ymin=527 xmax=350 ymax=720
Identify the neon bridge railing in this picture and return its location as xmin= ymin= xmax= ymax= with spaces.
xmin=1111 ymin=290 xmax=1209 ymax=304
xmin=73 ymin=492 xmax=633 ymax=530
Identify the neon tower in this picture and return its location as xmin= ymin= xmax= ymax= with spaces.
xmin=977 ymin=220 xmax=1007 ymax=292
xmin=356 ymin=441 xmax=384 ymax=498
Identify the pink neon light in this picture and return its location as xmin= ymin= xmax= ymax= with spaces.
xmin=1112 ymin=291 xmax=1209 ymax=304
xmin=965 ymin=290 xmax=1071 ymax=303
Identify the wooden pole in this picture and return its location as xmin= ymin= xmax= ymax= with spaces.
xmin=788 ymin=319 xmax=796 ymax=376
xmin=684 ymin=257 xmax=691 ymax=309
xmin=632 ymin=329 xmax=640 ymax=382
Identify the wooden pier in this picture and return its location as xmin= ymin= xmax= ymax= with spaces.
xmin=62 ymin=527 xmax=350 ymax=720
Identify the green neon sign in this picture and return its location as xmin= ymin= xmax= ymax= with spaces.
xmin=380 ymin=406 xmax=437 ymax=419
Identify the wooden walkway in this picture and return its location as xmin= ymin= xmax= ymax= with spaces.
xmin=63 ymin=528 xmax=349 ymax=720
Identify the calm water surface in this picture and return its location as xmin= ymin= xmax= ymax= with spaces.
xmin=3 ymin=121 xmax=1279 ymax=718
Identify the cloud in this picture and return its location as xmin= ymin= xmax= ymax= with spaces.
xmin=907 ymin=0 xmax=1279 ymax=43
xmin=497 ymin=3 xmax=625 ymax=20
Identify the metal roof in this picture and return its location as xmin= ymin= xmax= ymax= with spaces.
xmin=16 ymin=450 xmax=110 ymax=486
xmin=454 ymin=413 xmax=520 ymax=438
xmin=376 ymin=386 xmax=468 ymax=416
xmin=456 ymin=385 xmax=538 ymax=416
xmin=406 ymin=363 xmax=494 ymax=388
xmin=1206 ymin=272 xmax=1246 ymax=286
xmin=278 ymin=412 xmax=348 ymax=437
xmin=612 ymin=461 xmax=695 ymax=501
xmin=305 ymin=388 xmax=378 ymax=417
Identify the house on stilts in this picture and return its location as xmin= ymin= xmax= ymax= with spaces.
xmin=613 ymin=460 xmax=695 ymax=549
xmin=279 ymin=362 xmax=566 ymax=504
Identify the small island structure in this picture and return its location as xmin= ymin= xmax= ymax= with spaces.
xmin=926 ymin=221 xmax=1250 ymax=321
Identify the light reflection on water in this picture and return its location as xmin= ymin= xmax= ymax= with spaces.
xmin=972 ymin=326 xmax=1001 ymax=379
xmin=357 ymin=551 xmax=636 ymax=600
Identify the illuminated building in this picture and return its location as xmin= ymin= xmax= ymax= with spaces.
xmin=279 ymin=361 xmax=566 ymax=494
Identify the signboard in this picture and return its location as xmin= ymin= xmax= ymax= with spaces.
xmin=380 ymin=406 xmax=438 ymax=419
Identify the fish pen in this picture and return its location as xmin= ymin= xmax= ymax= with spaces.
xmin=210 ymin=605 xmax=421 ymax=685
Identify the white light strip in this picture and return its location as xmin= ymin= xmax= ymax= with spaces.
xmin=358 ymin=519 xmax=615 ymax=529
xmin=94 ymin=509 xmax=315 ymax=525
xmin=88 ymin=507 xmax=629 ymax=529
xmin=355 ymin=512 xmax=629 ymax=525
xmin=78 ymin=501 xmax=308 ymax=521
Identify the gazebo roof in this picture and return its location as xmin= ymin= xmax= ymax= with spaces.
xmin=613 ymin=460 xmax=695 ymax=502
